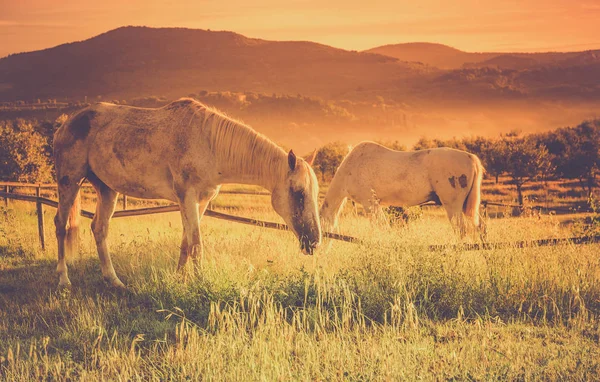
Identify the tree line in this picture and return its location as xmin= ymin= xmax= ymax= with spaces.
xmin=1 ymin=116 xmax=598 ymax=207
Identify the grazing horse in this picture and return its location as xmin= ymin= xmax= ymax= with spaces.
xmin=53 ymin=98 xmax=321 ymax=289
xmin=320 ymin=142 xmax=485 ymax=236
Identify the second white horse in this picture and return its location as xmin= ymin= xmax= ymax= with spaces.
xmin=320 ymin=142 xmax=485 ymax=236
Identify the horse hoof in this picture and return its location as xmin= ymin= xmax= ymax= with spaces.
xmin=105 ymin=277 xmax=126 ymax=290
xmin=57 ymin=280 xmax=72 ymax=290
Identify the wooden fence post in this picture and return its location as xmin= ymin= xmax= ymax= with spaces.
xmin=123 ymin=195 xmax=127 ymax=210
xmin=4 ymin=185 xmax=8 ymax=207
xmin=36 ymin=186 xmax=45 ymax=250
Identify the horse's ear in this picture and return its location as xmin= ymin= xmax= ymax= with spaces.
xmin=288 ymin=150 xmax=297 ymax=171
xmin=307 ymin=149 xmax=318 ymax=166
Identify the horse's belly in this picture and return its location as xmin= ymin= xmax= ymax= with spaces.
xmin=379 ymin=191 xmax=431 ymax=207
xmin=373 ymin=177 xmax=432 ymax=207
xmin=111 ymin=179 xmax=175 ymax=201
xmin=101 ymin=173 xmax=176 ymax=201
xmin=89 ymin=156 xmax=177 ymax=201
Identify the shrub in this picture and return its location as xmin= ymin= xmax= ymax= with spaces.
xmin=0 ymin=120 xmax=53 ymax=182
xmin=313 ymin=142 xmax=350 ymax=181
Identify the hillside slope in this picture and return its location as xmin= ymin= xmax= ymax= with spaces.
xmin=0 ymin=26 xmax=427 ymax=101
xmin=366 ymin=42 xmax=599 ymax=71
xmin=1 ymin=28 xmax=599 ymax=105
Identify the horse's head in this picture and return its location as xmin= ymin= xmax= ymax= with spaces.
xmin=271 ymin=150 xmax=321 ymax=255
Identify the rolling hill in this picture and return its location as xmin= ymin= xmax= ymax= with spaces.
xmin=0 ymin=26 xmax=429 ymax=102
xmin=366 ymin=42 xmax=600 ymax=71
xmin=364 ymin=42 xmax=498 ymax=69
xmin=1 ymin=27 xmax=599 ymax=105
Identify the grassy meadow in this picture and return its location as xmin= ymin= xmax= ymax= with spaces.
xmin=1 ymin=188 xmax=600 ymax=380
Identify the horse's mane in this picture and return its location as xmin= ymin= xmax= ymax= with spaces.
xmin=177 ymin=99 xmax=288 ymax=184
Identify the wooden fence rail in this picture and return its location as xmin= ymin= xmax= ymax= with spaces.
xmin=481 ymin=200 xmax=590 ymax=214
xmin=0 ymin=181 xmax=270 ymax=196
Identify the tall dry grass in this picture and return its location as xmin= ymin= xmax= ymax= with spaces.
xmin=0 ymin=200 xmax=599 ymax=380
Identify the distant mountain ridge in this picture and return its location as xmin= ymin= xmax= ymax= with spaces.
xmin=0 ymin=26 xmax=599 ymax=104
xmin=365 ymin=42 xmax=498 ymax=69
xmin=365 ymin=42 xmax=600 ymax=70
xmin=0 ymin=26 xmax=427 ymax=102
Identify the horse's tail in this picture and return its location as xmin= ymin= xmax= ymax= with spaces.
xmin=66 ymin=190 xmax=81 ymax=256
xmin=463 ymin=154 xmax=484 ymax=228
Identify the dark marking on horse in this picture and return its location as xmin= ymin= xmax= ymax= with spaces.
xmin=176 ymin=133 xmax=189 ymax=153
xmin=290 ymin=188 xmax=305 ymax=217
xmin=113 ymin=147 xmax=126 ymax=167
xmin=181 ymin=171 xmax=190 ymax=182
xmin=448 ymin=176 xmax=456 ymax=188
xmin=181 ymin=164 xmax=196 ymax=182
xmin=322 ymin=201 xmax=329 ymax=209
xmin=427 ymin=191 xmax=442 ymax=205
xmin=289 ymin=187 xmax=306 ymax=232
xmin=459 ymin=174 xmax=468 ymax=188
xmin=289 ymin=186 xmax=317 ymax=253
xmin=59 ymin=175 xmax=70 ymax=187
xmin=69 ymin=110 xmax=96 ymax=140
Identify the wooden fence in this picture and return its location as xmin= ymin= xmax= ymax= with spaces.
xmin=1 ymin=182 xmax=599 ymax=253
xmin=2 ymin=181 xmax=588 ymax=214
xmin=0 ymin=182 xmax=270 ymax=208
xmin=0 ymin=190 xmax=355 ymax=251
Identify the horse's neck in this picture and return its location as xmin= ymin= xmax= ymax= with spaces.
xmin=320 ymin=179 xmax=347 ymax=228
xmin=211 ymin=124 xmax=288 ymax=191
xmin=218 ymin=156 xmax=286 ymax=191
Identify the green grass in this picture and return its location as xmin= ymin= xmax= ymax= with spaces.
xmin=1 ymin=198 xmax=599 ymax=380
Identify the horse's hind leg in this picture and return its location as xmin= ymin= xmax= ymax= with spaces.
xmin=353 ymin=193 xmax=387 ymax=227
xmin=443 ymin=202 xmax=467 ymax=238
xmin=89 ymin=178 xmax=123 ymax=288
xmin=477 ymin=215 xmax=488 ymax=242
xmin=55 ymin=178 xmax=82 ymax=288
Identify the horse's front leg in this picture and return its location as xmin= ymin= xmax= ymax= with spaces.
xmin=178 ymin=192 xmax=211 ymax=272
xmin=177 ymin=228 xmax=188 ymax=271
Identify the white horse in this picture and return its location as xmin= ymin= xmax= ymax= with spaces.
xmin=53 ymin=98 xmax=321 ymax=289
xmin=320 ymin=142 xmax=485 ymax=236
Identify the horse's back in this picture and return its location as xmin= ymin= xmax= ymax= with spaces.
xmin=337 ymin=142 xmax=480 ymax=206
xmin=54 ymin=100 xmax=213 ymax=200
xmin=57 ymin=99 xmax=206 ymax=145
xmin=336 ymin=142 xmax=429 ymax=205
xmin=342 ymin=142 xmax=478 ymax=177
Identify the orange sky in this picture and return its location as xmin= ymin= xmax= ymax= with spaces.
xmin=1 ymin=0 xmax=599 ymax=57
